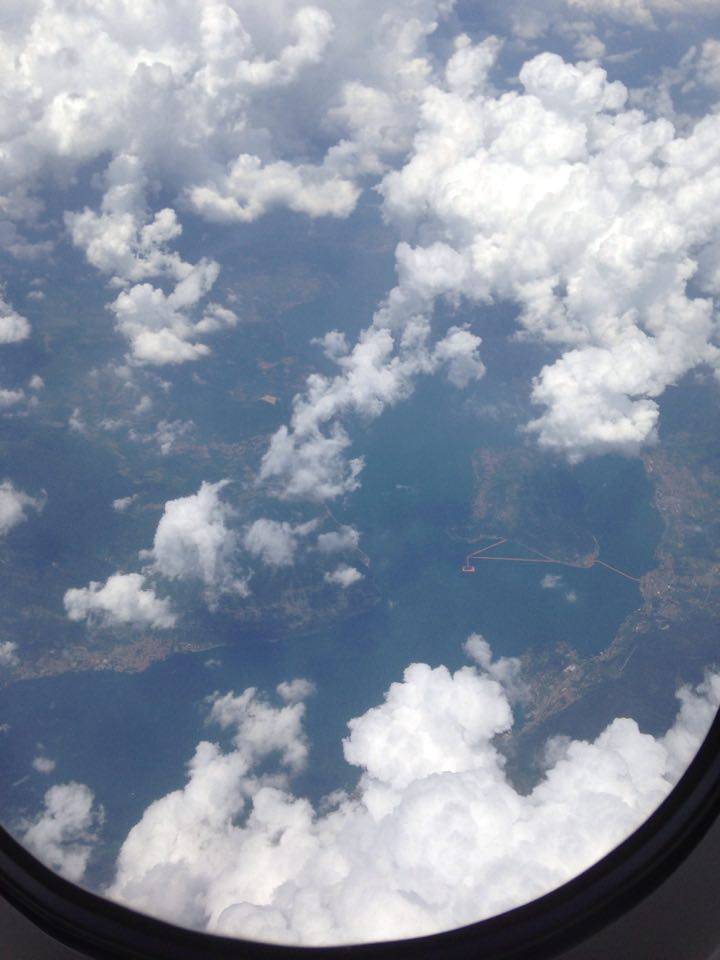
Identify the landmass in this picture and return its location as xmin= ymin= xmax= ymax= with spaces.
xmin=513 ymin=424 xmax=720 ymax=764
xmin=470 ymin=448 xmax=598 ymax=566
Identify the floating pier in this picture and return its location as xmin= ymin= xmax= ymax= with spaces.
xmin=461 ymin=537 xmax=640 ymax=583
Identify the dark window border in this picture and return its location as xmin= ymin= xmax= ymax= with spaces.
xmin=2 ymin=701 xmax=720 ymax=960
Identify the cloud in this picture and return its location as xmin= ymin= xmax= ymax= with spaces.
xmin=188 ymin=156 xmax=359 ymax=224
xmin=107 ymin=642 xmax=720 ymax=945
xmin=324 ymin=564 xmax=363 ymax=588
xmin=0 ymin=388 xmax=25 ymax=409
xmin=0 ymin=0 xmax=457 ymax=363
xmin=563 ymin=0 xmax=719 ymax=27
xmin=21 ymin=782 xmax=104 ymax=883
xmin=258 ymin=31 xmax=720 ymax=498
xmin=0 ymin=0 xmax=452 ymax=222
xmin=33 ymin=756 xmax=57 ymax=774
xmin=244 ymin=519 xmax=297 ymax=567
xmin=149 ymin=419 xmax=194 ymax=456
xmin=108 ymin=684 xmax=313 ymax=929
xmin=0 ymin=640 xmax=18 ymax=667
xmin=63 ymin=573 xmax=177 ymax=629
xmin=463 ymin=633 xmax=527 ymax=704
xmin=112 ymin=494 xmax=138 ymax=513
xmin=8 ymin=1 xmax=715 ymax=484
xmin=433 ymin=325 xmax=486 ymax=388
xmin=144 ymin=480 xmax=247 ymax=600
xmin=377 ymin=44 xmax=720 ymax=461
xmin=506 ymin=0 xmax=720 ymax=38
xmin=244 ymin=517 xmax=317 ymax=567
xmin=65 ymin=156 xmax=233 ymax=365
xmin=260 ymin=318 xmax=484 ymax=500
xmin=0 ymin=479 xmax=44 ymax=536
xmin=70 ymin=481 xmax=248 ymax=632
xmin=208 ymin=686 xmax=311 ymax=774
xmin=277 ymin=678 xmax=316 ymax=704
xmin=260 ymin=422 xmax=364 ymax=502
xmin=695 ymin=39 xmax=720 ymax=92
xmin=65 ymin=155 xmax=188 ymax=284
xmin=0 ymin=288 xmax=30 ymax=343
xmin=109 ymin=261 xmax=235 ymax=367
xmin=316 ymin=525 xmax=360 ymax=553
xmin=68 ymin=408 xmax=85 ymax=433
xmin=0 ymin=2 xmax=495 ymax=502
xmin=541 ymin=573 xmax=563 ymax=589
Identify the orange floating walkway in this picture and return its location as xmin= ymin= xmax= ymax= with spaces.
xmin=461 ymin=537 xmax=640 ymax=583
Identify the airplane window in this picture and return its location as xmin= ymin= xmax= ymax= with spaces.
xmin=1 ymin=0 xmax=720 ymax=951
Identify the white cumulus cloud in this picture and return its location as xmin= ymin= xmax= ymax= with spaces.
xmin=144 ymin=480 xmax=247 ymax=601
xmin=244 ymin=517 xmax=317 ymax=567
xmin=106 ymin=643 xmax=720 ymax=945
xmin=0 ymin=480 xmax=44 ymax=536
xmin=316 ymin=525 xmax=360 ymax=553
xmin=64 ymin=572 xmax=176 ymax=630
xmin=112 ymin=494 xmax=138 ymax=513
xmin=378 ymin=44 xmax=720 ymax=461
xmin=0 ymin=388 xmax=25 ymax=409
xmin=507 ymin=0 xmax=720 ymax=39
xmin=33 ymin=756 xmax=57 ymax=775
xmin=0 ymin=289 xmax=30 ymax=343
xmin=109 ymin=261 xmax=236 ymax=367
xmin=260 ymin=317 xmax=484 ymax=500
xmin=21 ymin=783 xmax=104 ymax=883
xmin=277 ymin=678 xmax=316 ymax=704
xmin=257 ymin=32 xmax=720 ymax=498
xmin=324 ymin=564 xmax=363 ymax=588
xmin=0 ymin=640 xmax=19 ymax=667
xmin=0 ymin=0 xmax=457 ymax=365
